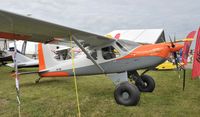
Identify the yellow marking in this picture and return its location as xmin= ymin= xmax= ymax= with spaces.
xmin=105 ymin=34 xmax=113 ymax=39
xmin=70 ymin=33 xmax=81 ymax=117
xmin=175 ymin=38 xmax=193 ymax=42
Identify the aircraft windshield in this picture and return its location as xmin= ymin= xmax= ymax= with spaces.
xmin=117 ymin=40 xmax=139 ymax=51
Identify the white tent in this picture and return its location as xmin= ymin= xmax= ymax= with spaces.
xmin=106 ymin=29 xmax=166 ymax=44
xmin=9 ymin=40 xmax=37 ymax=54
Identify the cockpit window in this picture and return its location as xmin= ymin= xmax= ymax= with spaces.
xmin=116 ymin=42 xmax=128 ymax=52
xmin=117 ymin=40 xmax=139 ymax=51
xmin=102 ymin=46 xmax=120 ymax=60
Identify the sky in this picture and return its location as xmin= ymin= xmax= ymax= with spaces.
xmin=0 ymin=0 xmax=199 ymax=48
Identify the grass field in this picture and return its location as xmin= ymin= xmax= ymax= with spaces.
xmin=0 ymin=66 xmax=200 ymax=117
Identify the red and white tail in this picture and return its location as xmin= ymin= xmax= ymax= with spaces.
xmin=38 ymin=43 xmax=60 ymax=71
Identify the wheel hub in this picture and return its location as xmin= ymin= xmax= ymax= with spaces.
xmin=122 ymin=92 xmax=129 ymax=100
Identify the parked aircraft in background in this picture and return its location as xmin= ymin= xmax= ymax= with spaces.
xmin=6 ymin=51 xmax=38 ymax=68
xmin=0 ymin=50 xmax=12 ymax=65
xmin=0 ymin=39 xmax=12 ymax=65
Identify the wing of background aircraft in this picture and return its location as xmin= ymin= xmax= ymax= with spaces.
xmin=0 ymin=10 xmax=116 ymax=48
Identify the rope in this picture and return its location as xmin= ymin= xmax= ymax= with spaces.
xmin=14 ymin=40 xmax=21 ymax=117
xmin=69 ymin=33 xmax=81 ymax=117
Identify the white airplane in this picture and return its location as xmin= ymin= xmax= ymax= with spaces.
xmin=0 ymin=10 xmax=186 ymax=106
xmin=6 ymin=51 xmax=38 ymax=68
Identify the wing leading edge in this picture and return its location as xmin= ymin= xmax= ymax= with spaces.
xmin=0 ymin=10 xmax=114 ymax=47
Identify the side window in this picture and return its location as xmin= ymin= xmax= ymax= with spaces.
xmin=102 ymin=46 xmax=120 ymax=60
xmin=90 ymin=49 xmax=97 ymax=60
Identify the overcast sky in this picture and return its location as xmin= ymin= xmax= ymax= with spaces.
xmin=0 ymin=0 xmax=199 ymax=47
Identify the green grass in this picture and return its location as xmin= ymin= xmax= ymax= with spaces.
xmin=0 ymin=66 xmax=200 ymax=117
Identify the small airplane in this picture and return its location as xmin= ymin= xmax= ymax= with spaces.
xmin=0 ymin=10 xmax=186 ymax=106
xmin=0 ymin=39 xmax=13 ymax=65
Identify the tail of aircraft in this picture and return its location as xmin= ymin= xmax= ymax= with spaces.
xmin=38 ymin=43 xmax=61 ymax=71
xmin=15 ymin=52 xmax=34 ymax=63
xmin=6 ymin=51 xmax=34 ymax=68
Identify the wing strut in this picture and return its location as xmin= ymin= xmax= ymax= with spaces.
xmin=71 ymin=34 xmax=105 ymax=73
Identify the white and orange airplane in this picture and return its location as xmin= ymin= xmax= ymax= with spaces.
xmin=0 ymin=10 xmax=185 ymax=106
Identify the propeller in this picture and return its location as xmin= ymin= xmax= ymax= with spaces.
xmin=169 ymin=35 xmax=186 ymax=91
xmin=169 ymin=36 xmax=179 ymax=69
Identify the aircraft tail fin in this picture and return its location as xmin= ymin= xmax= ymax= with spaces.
xmin=38 ymin=43 xmax=60 ymax=71
xmin=6 ymin=51 xmax=34 ymax=68
xmin=15 ymin=52 xmax=33 ymax=63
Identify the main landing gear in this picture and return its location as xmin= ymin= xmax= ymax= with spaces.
xmin=114 ymin=81 xmax=140 ymax=106
xmin=108 ymin=70 xmax=155 ymax=106
xmin=128 ymin=70 xmax=155 ymax=92
xmin=107 ymin=72 xmax=140 ymax=106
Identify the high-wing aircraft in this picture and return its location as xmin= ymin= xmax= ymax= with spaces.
xmin=0 ymin=10 xmax=185 ymax=106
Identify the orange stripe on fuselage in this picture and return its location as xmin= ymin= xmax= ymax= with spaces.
xmin=118 ymin=43 xmax=172 ymax=60
xmin=40 ymin=72 xmax=69 ymax=77
xmin=38 ymin=43 xmax=46 ymax=71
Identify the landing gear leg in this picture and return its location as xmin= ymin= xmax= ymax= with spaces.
xmin=128 ymin=70 xmax=155 ymax=92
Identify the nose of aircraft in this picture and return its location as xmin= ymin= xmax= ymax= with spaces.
xmin=169 ymin=43 xmax=184 ymax=52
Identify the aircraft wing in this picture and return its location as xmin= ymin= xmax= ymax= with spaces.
xmin=0 ymin=10 xmax=115 ymax=48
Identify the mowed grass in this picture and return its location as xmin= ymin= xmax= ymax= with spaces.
xmin=0 ymin=66 xmax=200 ymax=117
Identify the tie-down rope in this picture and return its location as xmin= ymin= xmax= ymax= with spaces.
xmin=69 ymin=33 xmax=81 ymax=117
xmin=14 ymin=40 xmax=21 ymax=117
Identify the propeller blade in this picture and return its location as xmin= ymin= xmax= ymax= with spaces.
xmin=174 ymin=35 xmax=176 ymax=42
xmin=169 ymin=36 xmax=173 ymax=45
xmin=169 ymin=36 xmax=175 ymax=48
